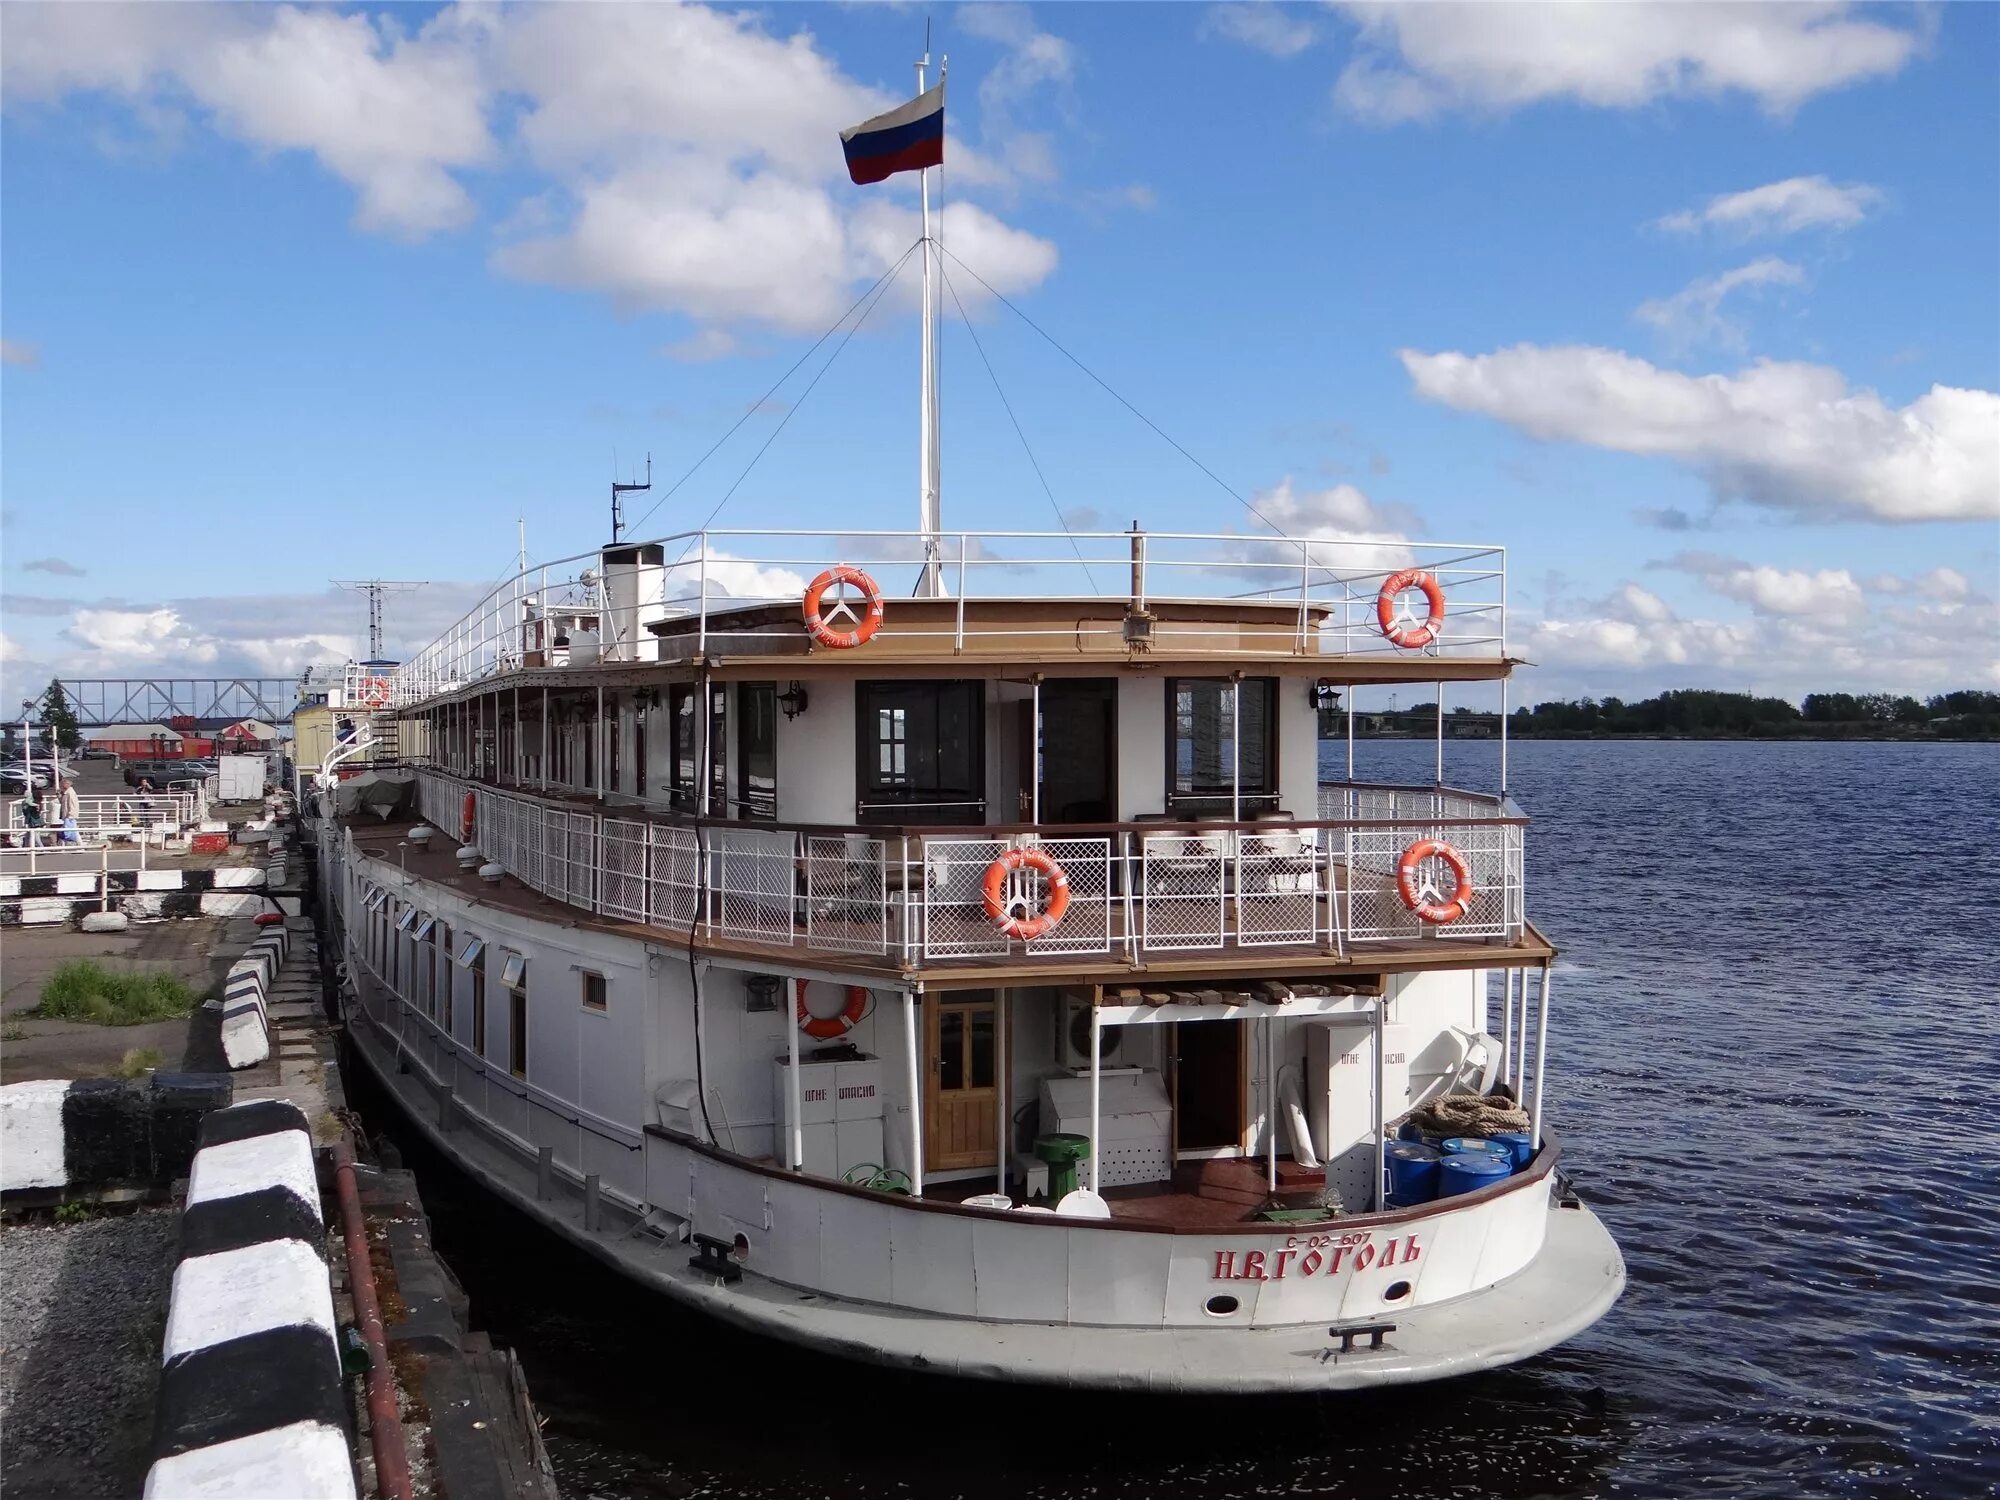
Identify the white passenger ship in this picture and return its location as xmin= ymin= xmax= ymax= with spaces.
xmin=308 ymin=145 xmax=1622 ymax=1391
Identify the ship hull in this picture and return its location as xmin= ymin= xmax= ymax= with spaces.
xmin=342 ymin=988 xmax=1624 ymax=1393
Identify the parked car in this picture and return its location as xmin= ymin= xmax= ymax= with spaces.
xmin=1 ymin=765 xmax=55 ymax=792
xmin=123 ymin=759 xmax=202 ymax=788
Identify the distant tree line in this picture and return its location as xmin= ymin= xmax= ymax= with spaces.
xmin=1507 ymin=688 xmax=1999 ymax=740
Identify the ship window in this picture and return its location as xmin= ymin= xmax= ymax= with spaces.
xmin=507 ymin=957 xmax=529 ymax=1081
xmin=581 ymin=970 xmax=607 ymax=1013
xmin=856 ymin=681 xmax=985 ymax=825
xmin=471 ymin=950 xmax=487 ymax=1055
xmin=938 ymin=1008 xmax=965 ymax=1091
xmin=1166 ymin=677 xmax=1278 ymax=815
xmin=670 ymin=685 xmax=727 ymax=813
xmin=737 ymin=682 xmax=777 ymax=821
xmin=455 ymin=936 xmax=485 ymax=968
xmin=436 ymin=924 xmax=454 ymax=1033
xmin=364 ymin=888 xmax=387 ymax=912
xmin=412 ymin=914 xmax=436 ymax=941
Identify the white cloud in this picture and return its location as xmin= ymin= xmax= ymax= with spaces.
xmin=2 ymin=3 xmax=495 ymax=237
xmin=697 ymin=548 xmax=807 ymax=602
xmin=1203 ymin=4 xmax=1318 ymax=59
xmin=1914 ymin=566 xmax=1972 ymax=603
xmin=1399 ymin=344 xmax=2000 ymax=524
xmin=1329 ymin=2 xmax=1926 ymax=123
xmin=662 ymin=329 xmax=741 ymax=364
xmin=1634 ymin=257 xmax=1805 ymax=352
xmin=1661 ymin=552 xmax=1867 ymax=619
xmin=1234 ymin=478 xmax=1420 ymax=576
xmin=1657 ymin=175 xmax=1882 ymax=237
xmin=4 ymin=2 xmax=1059 ymax=337
xmin=65 ymin=607 xmax=221 ymax=664
xmin=1 ymin=340 xmax=40 ymax=369
xmin=1525 ymin=570 xmax=2000 ymax=699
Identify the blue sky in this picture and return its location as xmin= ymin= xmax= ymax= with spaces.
xmin=2 ymin=1 xmax=1995 ymax=709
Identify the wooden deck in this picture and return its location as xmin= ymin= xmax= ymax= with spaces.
xmin=933 ymin=1157 xmax=1333 ymax=1229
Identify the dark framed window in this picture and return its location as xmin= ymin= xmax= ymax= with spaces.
xmin=633 ymin=712 xmax=646 ymax=798
xmin=856 ymin=681 xmax=985 ymax=825
xmin=504 ymin=953 xmax=528 ymax=1080
xmin=607 ymin=694 xmax=620 ymax=791
xmin=1167 ymin=677 xmax=1279 ymax=815
xmin=436 ymin=924 xmax=453 ymax=1033
xmin=738 ymin=682 xmax=777 ymax=820
xmin=670 ymin=684 xmax=727 ymax=813
xmin=471 ymin=949 xmax=487 ymax=1056
xmin=581 ymin=970 xmax=607 ymax=1013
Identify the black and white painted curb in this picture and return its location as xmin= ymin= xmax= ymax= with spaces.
xmin=145 ymin=1099 xmax=357 ymax=1500
xmin=221 ymin=924 xmax=292 ymax=1071
xmin=0 ymin=860 xmax=297 ymax=927
xmin=0 ymin=1073 xmax=232 ymax=1193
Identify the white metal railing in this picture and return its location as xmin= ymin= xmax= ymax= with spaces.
xmin=392 ymin=528 xmax=1507 ymax=704
xmin=5 ymin=790 xmax=204 ymax=839
xmin=411 ymin=770 xmax=1525 ymax=965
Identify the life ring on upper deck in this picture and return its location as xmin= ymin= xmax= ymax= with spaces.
xmin=802 ymin=565 xmax=885 ymax=650
xmin=1376 ymin=568 xmax=1446 ymax=650
xmin=461 ymin=791 xmax=476 ymax=845
xmin=1395 ymin=838 xmax=1476 ymax=925
xmin=982 ymin=847 xmax=1071 ymax=942
xmin=796 ymin=979 xmax=869 ymax=1039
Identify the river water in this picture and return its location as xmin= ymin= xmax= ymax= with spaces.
xmin=376 ymin=740 xmax=2000 ymax=1499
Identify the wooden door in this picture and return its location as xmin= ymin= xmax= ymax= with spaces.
xmin=926 ymin=994 xmax=1000 ymax=1171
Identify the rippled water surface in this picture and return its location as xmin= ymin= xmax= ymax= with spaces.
xmin=377 ymin=741 xmax=2000 ymax=1499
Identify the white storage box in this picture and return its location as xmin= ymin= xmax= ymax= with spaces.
xmin=1038 ymin=1069 xmax=1172 ymax=1188
xmin=1306 ymin=1021 xmax=1411 ymax=1210
xmin=774 ymin=1054 xmax=885 ymax=1180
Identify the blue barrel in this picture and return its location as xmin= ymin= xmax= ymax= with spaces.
xmin=1438 ymin=1151 xmax=1512 ymax=1198
xmin=1384 ymin=1142 xmax=1441 ymax=1205
xmin=1491 ymin=1131 xmax=1535 ymax=1170
xmin=1441 ymin=1136 xmax=1511 ymax=1160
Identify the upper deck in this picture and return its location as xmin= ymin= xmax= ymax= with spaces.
xmin=390 ymin=527 xmax=1512 ymax=706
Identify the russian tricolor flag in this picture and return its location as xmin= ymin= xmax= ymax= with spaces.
xmin=840 ymin=84 xmax=945 ymax=185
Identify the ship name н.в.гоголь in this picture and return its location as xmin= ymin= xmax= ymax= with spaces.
xmin=306 ymin=63 xmax=1623 ymax=1393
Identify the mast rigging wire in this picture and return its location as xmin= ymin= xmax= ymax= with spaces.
xmin=626 ymin=239 xmax=922 ymax=538
xmin=939 ymin=264 xmax=1099 ymax=592
xmin=938 ymin=244 xmax=1293 ymax=542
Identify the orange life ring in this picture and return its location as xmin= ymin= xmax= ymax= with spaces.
xmin=1376 ymin=568 xmax=1446 ymax=649
xmin=802 ymin=565 xmax=884 ymax=650
xmin=981 ymin=847 xmax=1071 ymax=941
xmin=357 ymin=676 xmax=391 ymax=708
xmin=795 ymin=979 xmax=869 ymax=1040
xmin=461 ymin=791 xmax=476 ymax=845
xmin=1395 ymin=838 xmax=1476 ymax=924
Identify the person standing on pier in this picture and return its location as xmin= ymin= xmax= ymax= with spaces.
xmin=58 ymin=776 xmax=79 ymax=843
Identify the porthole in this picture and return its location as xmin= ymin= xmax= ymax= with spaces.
xmin=732 ymin=1233 xmax=751 ymax=1263
xmin=1203 ymin=1294 xmax=1240 ymax=1317
xmin=1384 ymin=1280 xmax=1412 ymax=1302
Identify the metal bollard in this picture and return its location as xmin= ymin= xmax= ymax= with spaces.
xmin=536 ymin=1145 xmax=554 ymax=1201
xmin=584 ymin=1173 xmax=602 ymax=1232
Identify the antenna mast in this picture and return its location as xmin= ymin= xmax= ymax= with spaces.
xmin=611 ymin=454 xmax=652 ymax=544
xmin=917 ymin=38 xmax=945 ymax=596
xmin=332 ymin=579 xmax=428 ymax=660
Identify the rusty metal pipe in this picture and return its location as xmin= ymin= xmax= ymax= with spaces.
xmin=334 ymin=1143 xmax=414 ymax=1500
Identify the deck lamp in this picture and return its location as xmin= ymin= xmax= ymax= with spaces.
xmin=1310 ymin=680 xmax=1341 ymax=711
xmin=778 ymin=682 xmax=809 ymax=720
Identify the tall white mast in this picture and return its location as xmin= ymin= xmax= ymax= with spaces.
xmin=917 ymin=47 xmax=945 ymax=595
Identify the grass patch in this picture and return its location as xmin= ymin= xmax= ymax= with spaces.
xmin=117 ymin=1047 xmax=164 ymax=1078
xmin=34 ymin=961 xmax=199 ymax=1027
